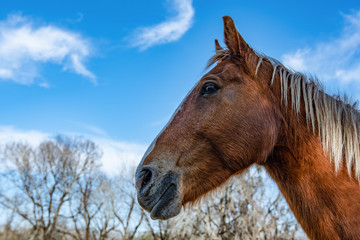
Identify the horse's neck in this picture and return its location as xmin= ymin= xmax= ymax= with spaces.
xmin=264 ymin=115 xmax=360 ymax=239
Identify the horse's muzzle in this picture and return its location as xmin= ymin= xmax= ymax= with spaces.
xmin=135 ymin=166 xmax=182 ymax=219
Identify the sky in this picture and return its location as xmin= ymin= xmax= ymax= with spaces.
xmin=1 ymin=0 xmax=360 ymax=174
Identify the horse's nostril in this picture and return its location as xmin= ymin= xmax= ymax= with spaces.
xmin=141 ymin=169 xmax=152 ymax=188
xmin=136 ymin=167 xmax=154 ymax=193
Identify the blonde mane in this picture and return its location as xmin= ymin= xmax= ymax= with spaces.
xmin=208 ymin=49 xmax=360 ymax=180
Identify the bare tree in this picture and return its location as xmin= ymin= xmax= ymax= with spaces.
xmin=186 ymin=167 xmax=305 ymax=240
xmin=0 ymin=137 xmax=305 ymax=240
xmin=65 ymin=171 xmax=146 ymax=240
xmin=64 ymin=163 xmax=106 ymax=240
xmin=0 ymin=136 xmax=147 ymax=240
xmin=0 ymin=136 xmax=102 ymax=240
xmin=111 ymin=174 xmax=145 ymax=240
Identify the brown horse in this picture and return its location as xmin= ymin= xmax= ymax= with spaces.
xmin=135 ymin=16 xmax=360 ymax=239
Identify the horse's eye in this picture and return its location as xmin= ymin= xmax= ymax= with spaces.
xmin=200 ymin=82 xmax=220 ymax=96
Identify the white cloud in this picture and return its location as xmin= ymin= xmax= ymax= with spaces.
xmin=0 ymin=126 xmax=147 ymax=176
xmin=95 ymin=138 xmax=147 ymax=176
xmin=281 ymin=10 xmax=360 ymax=87
xmin=130 ymin=0 xmax=194 ymax=50
xmin=0 ymin=14 xmax=95 ymax=85
xmin=0 ymin=126 xmax=50 ymax=147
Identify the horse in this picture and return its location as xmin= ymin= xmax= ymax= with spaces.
xmin=135 ymin=16 xmax=360 ymax=239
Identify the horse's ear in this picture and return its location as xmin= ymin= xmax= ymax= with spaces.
xmin=215 ymin=39 xmax=223 ymax=51
xmin=223 ymin=16 xmax=259 ymax=76
xmin=223 ymin=16 xmax=241 ymax=54
xmin=223 ymin=16 xmax=252 ymax=56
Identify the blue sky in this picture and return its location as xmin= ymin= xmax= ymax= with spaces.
xmin=1 ymin=0 xmax=360 ymax=173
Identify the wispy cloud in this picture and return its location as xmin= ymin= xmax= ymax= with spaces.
xmin=0 ymin=14 xmax=96 ymax=86
xmin=129 ymin=0 xmax=194 ymax=50
xmin=65 ymin=121 xmax=108 ymax=136
xmin=0 ymin=126 xmax=146 ymax=176
xmin=282 ymin=10 xmax=360 ymax=89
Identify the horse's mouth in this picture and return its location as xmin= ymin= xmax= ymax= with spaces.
xmin=137 ymin=171 xmax=182 ymax=220
xmin=150 ymin=183 xmax=181 ymax=219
